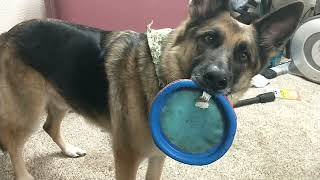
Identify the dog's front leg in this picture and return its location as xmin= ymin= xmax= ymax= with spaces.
xmin=146 ymin=155 xmax=166 ymax=180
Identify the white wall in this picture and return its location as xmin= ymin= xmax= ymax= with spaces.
xmin=0 ymin=0 xmax=45 ymax=33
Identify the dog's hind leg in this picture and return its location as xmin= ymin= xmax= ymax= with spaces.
xmin=43 ymin=103 xmax=87 ymax=158
xmin=113 ymin=147 xmax=140 ymax=180
xmin=146 ymin=155 xmax=166 ymax=180
xmin=0 ymin=126 xmax=34 ymax=180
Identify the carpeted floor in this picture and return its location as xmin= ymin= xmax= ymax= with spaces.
xmin=1 ymin=74 xmax=320 ymax=180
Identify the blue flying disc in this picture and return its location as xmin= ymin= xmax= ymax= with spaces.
xmin=149 ymin=79 xmax=237 ymax=165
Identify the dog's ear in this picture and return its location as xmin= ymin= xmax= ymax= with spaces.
xmin=254 ymin=2 xmax=304 ymax=53
xmin=189 ymin=0 xmax=230 ymax=20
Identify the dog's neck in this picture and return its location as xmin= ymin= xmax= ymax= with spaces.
xmin=146 ymin=22 xmax=174 ymax=87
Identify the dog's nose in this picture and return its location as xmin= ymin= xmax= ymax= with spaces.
xmin=203 ymin=65 xmax=228 ymax=90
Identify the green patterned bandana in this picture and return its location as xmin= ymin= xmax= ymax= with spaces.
xmin=147 ymin=21 xmax=174 ymax=87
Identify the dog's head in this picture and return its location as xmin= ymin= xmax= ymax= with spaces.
xmin=160 ymin=0 xmax=304 ymax=96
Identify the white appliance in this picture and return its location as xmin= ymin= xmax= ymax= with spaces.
xmin=289 ymin=5 xmax=320 ymax=84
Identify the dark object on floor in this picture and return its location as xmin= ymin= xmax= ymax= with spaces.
xmin=261 ymin=68 xmax=277 ymax=79
xmin=234 ymin=92 xmax=276 ymax=108
xmin=261 ymin=62 xmax=290 ymax=79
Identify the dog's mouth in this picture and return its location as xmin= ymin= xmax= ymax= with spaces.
xmin=191 ymin=74 xmax=232 ymax=96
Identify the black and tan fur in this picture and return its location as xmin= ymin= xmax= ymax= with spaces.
xmin=0 ymin=1 xmax=304 ymax=180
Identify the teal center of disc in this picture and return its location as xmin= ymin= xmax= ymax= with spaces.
xmin=160 ymin=90 xmax=225 ymax=154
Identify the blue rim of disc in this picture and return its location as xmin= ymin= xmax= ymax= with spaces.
xmin=149 ymin=79 xmax=237 ymax=165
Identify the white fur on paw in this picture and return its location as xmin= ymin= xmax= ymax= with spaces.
xmin=63 ymin=144 xmax=87 ymax=158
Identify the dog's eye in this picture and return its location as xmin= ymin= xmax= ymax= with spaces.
xmin=202 ymin=31 xmax=221 ymax=47
xmin=237 ymin=43 xmax=250 ymax=63
xmin=239 ymin=52 xmax=249 ymax=63
xmin=204 ymin=34 xmax=216 ymax=44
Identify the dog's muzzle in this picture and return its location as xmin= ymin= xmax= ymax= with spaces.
xmin=192 ymin=64 xmax=232 ymax=94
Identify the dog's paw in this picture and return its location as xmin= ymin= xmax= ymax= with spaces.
xmin=62 ymin=144 xmax=87 ymax=158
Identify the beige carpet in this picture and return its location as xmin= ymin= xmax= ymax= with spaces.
xmin=1 ymin=74 xmax=320 ymax=180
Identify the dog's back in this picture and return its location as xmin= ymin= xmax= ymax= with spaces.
xmin=4 ymin=20 xmax=110 ymax=118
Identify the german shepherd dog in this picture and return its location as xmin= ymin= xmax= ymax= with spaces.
xmin=0 ymin=1 xmax=303 ymax=180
